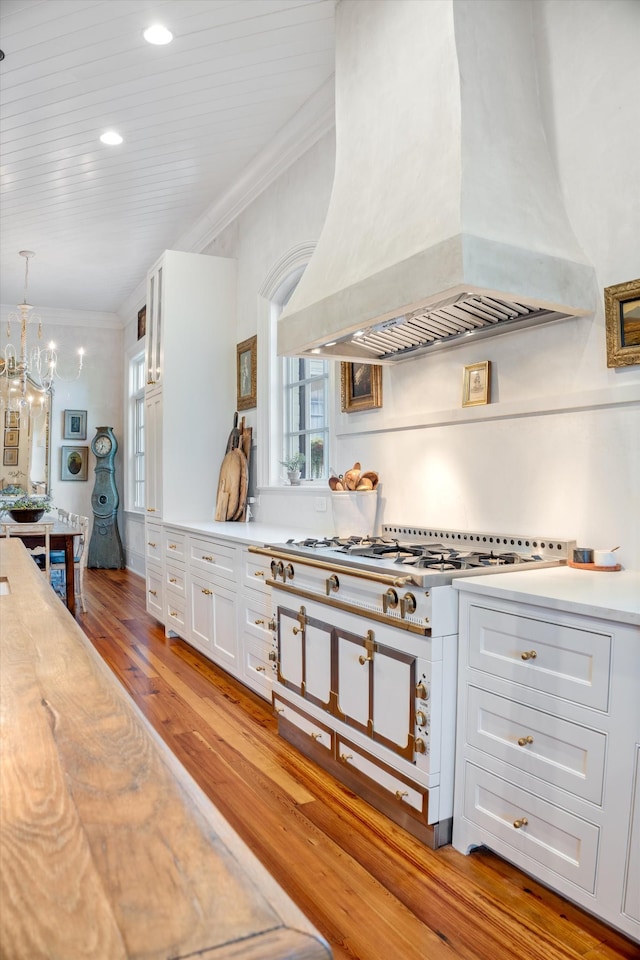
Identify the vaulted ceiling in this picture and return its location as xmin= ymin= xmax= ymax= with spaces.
xmin=0 ymin=0 xmax=335 ymax=318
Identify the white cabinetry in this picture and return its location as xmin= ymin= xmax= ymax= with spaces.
xmin=453 ymin=583 xmax=640 ymax=942
xmin=143 ymin=250 xmax=236 ymax=522
xmin=238 ymin=548 xmax=277 ymax=700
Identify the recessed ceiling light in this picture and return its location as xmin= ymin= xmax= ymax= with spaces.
xmin=144 ymin=24 xmax=173 ymax=45
xmin=100 ymin=131 xmax=123 ymax=146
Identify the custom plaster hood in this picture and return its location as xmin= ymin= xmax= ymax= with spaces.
xmin=278 ymin=0 xmax=595 ymax=363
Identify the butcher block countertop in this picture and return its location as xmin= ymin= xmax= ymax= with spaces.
xmin=0 ymin=539 xmax=331 ymax=960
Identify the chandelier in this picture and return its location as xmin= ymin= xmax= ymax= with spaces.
xmin=1 ymin=250 xmax=84 ymax=403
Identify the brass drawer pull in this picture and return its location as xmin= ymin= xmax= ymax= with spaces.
xmin=146 ymin=507 xmax=156 ymax=512
xmin=254 ymin=570 xmax=265 ymax=577
xmin=395 ymin=790 xmax=408 ymax=801
xmin=310 ymin=732 xmax=322 ymax=741
xmin=201 ymin=588 xmax=213 ymax=596
xmin=147 ymin=541 xmax=156 ymax=548
xmin=358 ymin=652 xmax=373 ymax=665
xmin=169 ymin=610 xmax=178 ymax=618
xmin=168 ymin=543 xmax=177 ymax=550
xmin=520 ymin=650 xmax=537 ymax=661
xmin=517 ymin=735 xmax=534 ymax=747
xmin=293 ymin=626 xmax=302 ymax=635
xmin=148 ymin=589 xmax=157 ymax=596
xmin=339 ymin=753 xmax=353 ymax=763
xmin=513 ymin=817 xmax=529 ymax=829
xmin=169 ymin=577 xmax=177 ymax=584
xmin=255 ymin=618 xmax=265 ymax=625
xmin=256 ymin=666 xmax=266 ymax=673
xmin=274 ymin=706 xmax=284 ymax=714
xmin=202 ymin=555 xmax=214 ymax=562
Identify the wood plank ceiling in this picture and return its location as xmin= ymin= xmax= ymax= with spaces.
xmin=0 ymin=0 xmax=335 ymax=315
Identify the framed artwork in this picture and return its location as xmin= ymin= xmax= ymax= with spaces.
xmin=5 ymin=410 xmax=19 ymax=428
xmin=340 ymin=362 xmax=383 ymax=413
xmin=3 ymin=449 xmax=18 ymax=466
xmin=137 ymin=304 xmax=147 ymax=340
xmin=604 ymin=278 xmax=640 ymax=367
xmin=4 ymin=429 xmax=19 ymax=447
xmin=236 ymin=335 xmax=257 ymax=410
xmin=462 ymin=361 xmax=491 ymax=407
xmin=61 ymin=445 xmax=88 ymax=481
xmin=63 ymin=409 xmax=87 ymax=440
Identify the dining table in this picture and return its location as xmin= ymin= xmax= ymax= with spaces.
xmin=0 ymin=516 xmax=81 ymax=616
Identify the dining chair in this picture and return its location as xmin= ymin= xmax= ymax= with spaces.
xmin=49 ymin=514 xmax=89 ymax=612
xmin=2 ymin=520 xmax=53 ymax=574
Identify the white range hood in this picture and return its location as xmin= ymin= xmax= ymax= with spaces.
xmin=278 ymin=0 xmax=595 ymax=363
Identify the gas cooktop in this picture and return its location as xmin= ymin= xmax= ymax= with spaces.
xmin=265 ymin=525 xmax=575 ymax=586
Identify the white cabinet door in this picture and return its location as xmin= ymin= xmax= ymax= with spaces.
xmin=144 ymin=390 xmax=163 ymax=518
xmin=146 ymin=562 xmax=163 ymax=620
xmin=624 ymin=747 xmax=640 ymax=924
xmin=276 ymin=603 xmax=331 ymax=709
xmin=146 ymin=261 xmax=163 ymax=389
xmin=189 ymin=572 xmax=238 ymax=673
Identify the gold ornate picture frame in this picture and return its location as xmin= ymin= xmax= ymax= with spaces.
xmin=236 ymin=335 xmax=257 ymax=410
xmin=340 ymin=362 xmax=383 ymax=413
xmin=604 ymin=278 xmax=640 ymax=367
xmin=462 ymin=361 xmax=491 ymax=407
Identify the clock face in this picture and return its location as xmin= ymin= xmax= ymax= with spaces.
xmin=93 ymin=434 xmax=113 ymax=456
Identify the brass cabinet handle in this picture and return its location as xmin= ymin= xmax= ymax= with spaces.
xmin=395 ymin=790 xmax=408 ymax=801
xmin=268 ymin=649 xmax=277 ymax=661
xmin=513 ymin=817 xmax=529 ymax=829
xmin=517 ymin=735 xmax=534 ymax=746
xmin=520 ymin=650 xmax=537 ymax=661
xmin=358 ymin=652 xmax=373 ymax=665
xmin=169 ymin=610 xmax=178 ymax=617
xmin=201 ymin=588 xmax=213 ymax=596
xmin=147 ymin=541 xmax=156 ymax=548
xmin=254 ymin=570 xmax=265 ymax=577
xmin=292 ymin=626 xmax=302 ymax=635
xmin=255 ymin=618 xmax=265 ymax=625
xmin=310 ymin=732 xmax=322 ymax=741
xmin=168 ymin=543 xmax=177 ymax=550
xmin=148 ymin=589 xmax=157 ymax=596
xmin=274 ymin=706 xmax=284 ymax=714
xmin=169 ymin=577 xmax=177 ymax=584
xmin=202 ymin=555 xmax=214 ymax=563
xmin=256 ymin=665 xmax=266 ymax=673
xmin=339 ymin=753 xmax=353 ymax=763
xmin=146 ymin=507 xmax=156 ymax=512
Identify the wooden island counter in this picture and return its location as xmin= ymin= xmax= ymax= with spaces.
xmin=0 ymin=539 xmax=331 ymax=960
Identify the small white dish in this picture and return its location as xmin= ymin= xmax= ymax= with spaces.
xmin=593 ymin=549 xmax=618 ymax=567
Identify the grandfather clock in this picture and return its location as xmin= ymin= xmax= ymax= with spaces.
xmin=88 ymin=426 xmax=125 ymax=569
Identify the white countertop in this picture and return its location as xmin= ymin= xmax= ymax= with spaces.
xmin=452 ymin=566 xmax=640 ymax=626
xmin=158 ymin=518 xmax=310 ymax=547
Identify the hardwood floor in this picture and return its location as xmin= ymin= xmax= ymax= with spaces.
xmin=78 ymin=568 xmax=639 ymax=960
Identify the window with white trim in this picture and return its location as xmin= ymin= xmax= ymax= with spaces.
xmin=129 ymin=352 xmax=145 ymax=510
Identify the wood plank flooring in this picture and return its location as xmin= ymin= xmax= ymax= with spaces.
xmin=78 ymin=568 xmax=639 ymax=960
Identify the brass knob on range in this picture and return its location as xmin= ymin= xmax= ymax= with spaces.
xmin=414 ymin=738 xmax=426 ymax=755
xmin=416 ymin=682 xmax=429 ymax=700
xmin=285 ymin=563 xmax=295 ymax=581
xmin=276 ymin=561 xmax=285 ymax=579
xmin=326 ymin=574 xmax=340 ymax=596
xmin=383 ymin=588 xmax=399 ymax=613
xmin=401 ymin=592 xmax=417 ymax=616
xmin=415 ymin=711 xmax=427 ymax=727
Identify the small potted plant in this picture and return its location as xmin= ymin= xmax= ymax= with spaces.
xmin=3 ymin=495 xmax=53 ymax=523
xmin=280 ymin=453 xmax=305 ymax=486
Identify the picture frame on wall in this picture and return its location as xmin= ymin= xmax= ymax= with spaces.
xmin=604 ymin=278 xmax=640 ymax=367
xmin=63 ymin=409 xmax=87 ymax=440
xmin=137 ymin=305 xmax=147 ymax=341
xmin=61 ymin=445 xmax=88 ymax=481
xmin=4 ymin=410 xmax=19 ymax=428
xmin=4 ymin=429 xmax=19 ymax=447
xmin=3 ymin=448 xmax=18 ymax=467
xmin=236 ymin=335 xmax=257 ymax=410
xmin=340 ymin=362 xmax=383 ymax=413
xmin=462 ymin=361 xmax=491 ymax=407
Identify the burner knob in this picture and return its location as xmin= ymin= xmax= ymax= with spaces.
xmin=416 ymin=711 xmax=427 ymax=727
xmin=270 ymin=560 xmax=278 ymax=578
xmin=285 ymin=563 xmax=295 ymax=581
xmin=415 ymin=682 xmax=429 ymax=700
xmin=276 ymin=561 xmax=285 ymax=579
xmin=383 ymin=588 xmax=399 ymax=613
xmin=326 ymin=574 xmax=340 ymax=595
xmin=414 ymin=738 xmax=427 ymax=755
xmin=400 ymin=592 xmax=416 ymax=617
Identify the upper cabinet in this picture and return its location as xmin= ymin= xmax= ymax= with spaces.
xmin=144 ymin=251 xmax=237 ymax=521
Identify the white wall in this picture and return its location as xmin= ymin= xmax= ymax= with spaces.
xmin=195 ymin=0 xmax=639 ymax=567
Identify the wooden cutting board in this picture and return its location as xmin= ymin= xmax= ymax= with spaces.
xmin=215 ymin=448 xmax=247 ymax=521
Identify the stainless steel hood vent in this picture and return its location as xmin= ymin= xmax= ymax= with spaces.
xmin=278 ymin=0 xmax=596 ymax=364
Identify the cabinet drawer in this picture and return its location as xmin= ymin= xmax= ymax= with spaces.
xmin=243 ymin=635 xmax=275 ymax=699
xmin=146 ymin=562 xmax=163 ymax=620
xmin=468 ymin=604 xmax=611 ymax=711
xmin=242 ymin=550 xmax=271 ymax=594
xmin=461 ymin=762 xmax=599 ymax=892
xmin=166 ymin=595 xmax=187 ymax=635
xmin=466 ymin=686 xmax=607 ymax=804
xmin=189 ymin=536 xmax=239 ymax=582
xmin=241 ymin=590 xmax=274 ymax=638
xmin=165 ymin=564 xmax=186 ymax=599
xmin=164 ymin=528 xmax=187 ymax=563
xmin=273 ymin=695 xmax=333 ymax=753
xmin=145 ymin=523 xmax=162 ymax=563
xmin=335 ymin=735 xmax=427 ymax=818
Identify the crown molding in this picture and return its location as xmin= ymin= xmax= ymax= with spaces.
xmin=0 ymin=303 xmax=123 ymax=330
